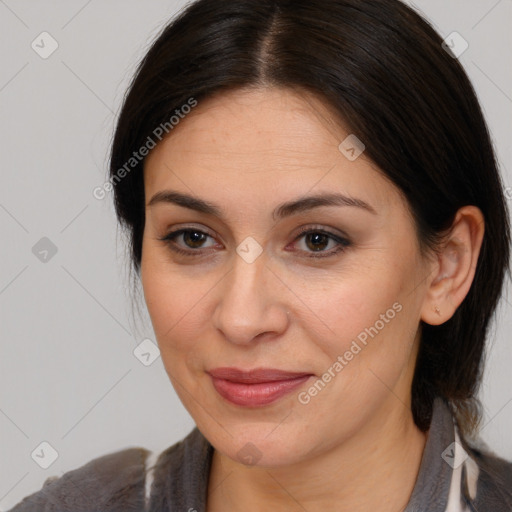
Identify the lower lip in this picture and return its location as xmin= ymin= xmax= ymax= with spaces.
xmin=210 ymin=375 xmax=312 ymax=407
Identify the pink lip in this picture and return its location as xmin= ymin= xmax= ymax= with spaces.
xmin=208 ymin=367 xmax=313 ymax=407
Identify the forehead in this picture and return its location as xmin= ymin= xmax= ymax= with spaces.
xmin=147 ymin=86 xmax=345 ymax=161
xmin=143 ymin=87 xmax=401 ymax=215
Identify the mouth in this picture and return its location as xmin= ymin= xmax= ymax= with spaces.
xmin=207 ymin=367 xmax=314 ymax=407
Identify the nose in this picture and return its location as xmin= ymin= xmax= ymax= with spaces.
xmin=212 ymin=251 xmax=290 ymax=345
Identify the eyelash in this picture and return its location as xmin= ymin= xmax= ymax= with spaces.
xmin=158 ymin=226 xmax=351 ymax=259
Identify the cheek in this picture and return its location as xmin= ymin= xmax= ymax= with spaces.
xmin=293 ymin=279 xmax=417 ymax=425
xmin=140 ymin=246 xmax=218 ymax=360
xmin=301 ymin=254 xmax=418 ymax=390
xmin=296 ymin=261 xmax=406 ymax=347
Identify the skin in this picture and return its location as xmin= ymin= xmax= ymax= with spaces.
xmin=141 ymin=86 xmax=485 ymax=512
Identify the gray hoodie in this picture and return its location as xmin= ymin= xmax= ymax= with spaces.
xmin=7 ymin=397 xmax=512 ymax=511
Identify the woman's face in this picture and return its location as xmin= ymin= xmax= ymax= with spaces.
xmin=141 ymin=87 xmax=434 ymax=466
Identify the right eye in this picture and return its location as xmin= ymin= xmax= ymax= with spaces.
xmin=158 ymin=228 xmax=219 ymax=256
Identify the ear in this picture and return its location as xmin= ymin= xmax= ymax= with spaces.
xmin=421 ymin=206 xmax=485 ymax=326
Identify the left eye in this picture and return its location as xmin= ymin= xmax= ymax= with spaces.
xmin=295 ymin=231 xmax=341 ymax=253
xmin=289 ymin=228 xmax=351 ymax=258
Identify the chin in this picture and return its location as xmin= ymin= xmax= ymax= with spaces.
xmin=204 ymin=420 xmax=318 ymax=468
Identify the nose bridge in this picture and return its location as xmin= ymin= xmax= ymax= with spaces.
xmin=213 ymin=248 xmax=287 ymax=344
xmin=224 ymin=250 xmax=269 ymax=322
xmin=227 ymin=231 xmax=269 ymax=303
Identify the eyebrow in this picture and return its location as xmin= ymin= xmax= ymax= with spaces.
xmin=147 ymin=190 xmax=377 ymax=220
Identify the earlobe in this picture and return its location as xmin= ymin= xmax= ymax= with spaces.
xmin=421 ymin=206 xmax=485 ymax=326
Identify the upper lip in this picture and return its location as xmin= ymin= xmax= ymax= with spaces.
xmin=207 ymin=367 xmax=313 ymax=383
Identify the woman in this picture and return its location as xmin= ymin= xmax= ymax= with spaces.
xmin=9 ymin=0 xmax=512 ymax=511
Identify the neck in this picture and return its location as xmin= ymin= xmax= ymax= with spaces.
xmin=206 ymin=399 xmax=428 ymax=512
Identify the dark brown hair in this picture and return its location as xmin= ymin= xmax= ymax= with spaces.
xmin=109 ymin=0 xmax=511 ymax=439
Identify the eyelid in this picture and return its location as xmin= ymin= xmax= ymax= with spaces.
xmin=292 ymin=224 xmax=349 ymax=242
xmin=160 ymin=223 xmax=218 ymax=243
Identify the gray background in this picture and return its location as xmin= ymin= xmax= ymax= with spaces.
xmin=1 ymin=1 xmax=511 ymax=509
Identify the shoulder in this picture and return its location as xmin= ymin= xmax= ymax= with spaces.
xmin=464 ymin=440 xmax=512 ymax=510
xmin=7 ymin=446 xmax=150 ymax=512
